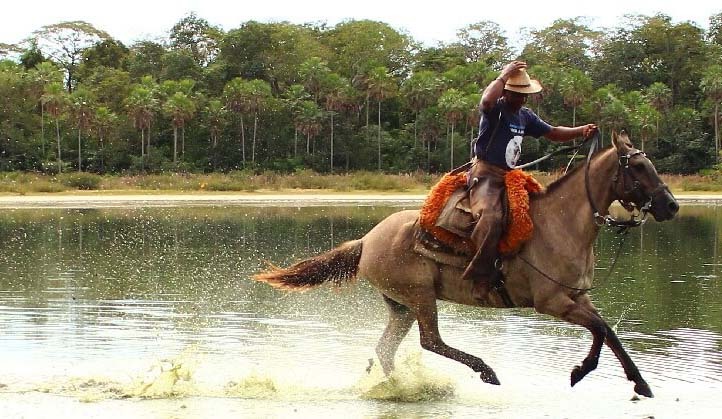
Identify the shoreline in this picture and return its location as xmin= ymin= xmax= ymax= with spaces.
xmin=0 ymin=191 xmax=719 ymax=209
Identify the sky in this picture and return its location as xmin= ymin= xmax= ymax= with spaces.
xmin=2 ymin=0 xmax=721 ymax=48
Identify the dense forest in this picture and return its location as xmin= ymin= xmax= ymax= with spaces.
xmin=1 ymin=13 xmax=722 ymax=175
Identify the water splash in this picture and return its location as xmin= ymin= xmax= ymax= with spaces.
xmin=224 ymin=374 xmax=278 ymax=398
xmin=356 ymin=352 xmax=456 ymax=402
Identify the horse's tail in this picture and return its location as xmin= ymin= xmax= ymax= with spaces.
xmin=253 ymin=240 xmax=363 ymax=291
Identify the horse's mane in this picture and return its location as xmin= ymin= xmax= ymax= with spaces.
xmin=532 ymin=146 xmax=613 ymax=198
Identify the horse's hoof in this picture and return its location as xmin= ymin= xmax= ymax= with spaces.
xmin=634 ymin=382 xmax=654 ymax=398
xmin=366 ymin=358 xmax=374 ymax=374
xmin=480 ymin=370 xmax=500 ymax=385
xmin=570 ymin=366 xmax=584 ymax=387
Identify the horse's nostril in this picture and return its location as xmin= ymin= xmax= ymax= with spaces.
xmin=669 ymin=200 xmax=679 ymax=214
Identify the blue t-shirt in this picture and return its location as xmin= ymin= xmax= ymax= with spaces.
xmin=473 ymin=99 xmax=552 ymax=170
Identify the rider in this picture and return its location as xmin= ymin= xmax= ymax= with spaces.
xmin=462 ymin=60 xmax=598 ymax=299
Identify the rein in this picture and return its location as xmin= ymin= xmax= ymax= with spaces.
xmin=515 ymin=133 xmax=650 ymax=296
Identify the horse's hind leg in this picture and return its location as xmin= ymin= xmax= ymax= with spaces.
xmin=414 ymin=292 xmax=500 ymax=385
xmin=375 ymin=294 xmax=416 ymax=375
xmin=604 ymin=324 xmax=653 ymax=397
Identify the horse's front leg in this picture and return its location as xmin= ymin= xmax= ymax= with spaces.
xmin=413 ymin=290 xmax=500 ymax=385
xmin=537 ymin=294 xmax=607 ymax=387
xmin=604 ymin=324 xmax=653 ymax=397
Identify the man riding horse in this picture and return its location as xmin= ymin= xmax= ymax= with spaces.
xmin=463 ymin=61 xmax=598 ymax=298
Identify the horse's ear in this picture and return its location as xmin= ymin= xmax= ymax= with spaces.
xmin=612 ymin=130 xmax=632 ymax=152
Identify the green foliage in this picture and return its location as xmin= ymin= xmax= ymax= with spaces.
xmin=2 ymin=13 xmax=722 ymax=178
xmin=57 ymin=171 xmax=102 ymax=189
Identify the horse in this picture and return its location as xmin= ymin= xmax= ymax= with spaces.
xmin=254 ymin=131 xmax=679 ymax=398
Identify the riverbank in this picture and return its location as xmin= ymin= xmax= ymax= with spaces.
xmin=0 ymin=190 xmax=719 ymax=209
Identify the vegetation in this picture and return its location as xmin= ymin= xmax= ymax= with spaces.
xmin=1 ymin=13 xmax=722 ymax=182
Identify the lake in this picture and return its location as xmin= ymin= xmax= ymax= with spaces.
xmin=0 ymin=202 xmax=720 ymax=418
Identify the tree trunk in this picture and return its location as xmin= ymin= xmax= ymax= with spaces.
xmin=450 ymin=123 xmax=455 ymax=169
xmin=377 ymin=100 xmax=382 ymax=171
xmin=173 ymin=126 xmax=178 ymax=163
xmin=714 ymin=103 xmax=720 ymax=163
xmin=41 ymin=104 xmax=45 ymax=156
xmin=413 ymin=110 xmax=418 ymax=147
xmin=181 ymin=125 xmax=185 ymax=158
xmin=240 ymin=115 xmax=246 ymax=166
xmin=55 ymin=118 xmax=62 ymax=173
xmin=330 ymin=113 xmax=334 ymax=173
xmin=252 ymin=112 xmax=258 ymax=165
xmin=294 ymin=128 xmax=298 ymax=157
xmin=77 ymin=127 xmax=82 ymax=172
xmin=140 ymin=128 xmax=145 ymax=171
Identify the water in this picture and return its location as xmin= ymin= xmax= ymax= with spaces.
xmin=0 ymin=203 xmax=721 ymax=418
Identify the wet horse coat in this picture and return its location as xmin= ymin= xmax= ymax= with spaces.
xmin=255 ymin=132 xmax=679 ymax=397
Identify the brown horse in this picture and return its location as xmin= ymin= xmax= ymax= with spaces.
xmin=254 ymin=132 xmax=679 ymax=398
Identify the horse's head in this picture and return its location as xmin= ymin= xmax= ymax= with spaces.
xmin=611 ymin=131 xmax=679 ymax=221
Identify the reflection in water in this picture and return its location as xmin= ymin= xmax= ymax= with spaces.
xmin=0 ymin=204 xmax=721 ymax=418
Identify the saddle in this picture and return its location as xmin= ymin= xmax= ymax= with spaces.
xmin=414 ymin=166 xmax=543 ymax=267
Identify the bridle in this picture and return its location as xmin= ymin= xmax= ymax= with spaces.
xmin=584 ymin=133 xmax=667 ymax=231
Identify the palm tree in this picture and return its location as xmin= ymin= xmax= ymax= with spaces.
xmin=297 ymin=100 xmax=324 ymax=155
xmin=645 ymin=82 xmax=672 ymax=147
xmin=41 ymin=82 xmax=68 ymax=173
xmin=245 ymin=79 xmax=272 ymax=165
xmin=282 ymin=84 xmax=311 ymax=157
xmin=94 ymin=106 xmax=117 ymax=173
xmin=125 ymin=84 xmax=158 ymax=169
xmin=223 ymin=78 xmax=252 ymax=166
xmin=163 ymin=92 xmax=197 ymax=163
xmin=439 ymin=88 xmax=468 ymax=169
xmin=632 ymin=103 xmax=660 ymax=152
xmin=558 ymin=68 xmax=593 ymax=127
xmin=70 ymin=87 xmax=94 ymax=171
xmin=366 ymin=66 xmax=397 ymax=170
xmin=700 ymin=66 xmax=722 ymax=162
xmin=203 ymin=100 xmax=226 ymax=170
xmin=299 ymin=57 xmax=331 ymax=103
xmin=31 ymin=61 xmax=63 ymax=157
xmin=323 ymin=74 xmax=353 ymax=172
xmin=401 ymin=71 xmax=443 ymax=146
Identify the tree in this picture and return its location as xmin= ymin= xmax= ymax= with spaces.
xmin=366 ymin=66 xmax=397 ymax=170
xmin=645 ymin=82 xmax=672 ymax=146
xmin=296 ymin=100 xmax=325 ymax=154
xmin=521 ymin=18 xmax=600 ymax=71
xmin=94 ymin=106 xmax=117 ymax=172
xmin=204 ymin=99 xmax=227 ymax=168
xmin=245 ymin=79 xmax=272 ymax=165
xmin=29 ymin=61 xmax=63 ymax=156
xmin=125 ymin=83 xmax=158 ymax=168
xmin=299 ymin=57 xmax=331 ymax=102
xmin=455 ymin=21 xmax=511 ymax=68
xmin=169 ymin=12 xmax=222 ymax=67
xmin=163 ymin=92 xmax=197 ymax=163
xmin=323 ymin=74 xmax=354 ymax=172
xmin=29 ymin=21 xmax=112 ymax=92
xmin=401 ymin=70 xmax=443 ymax=146
xmin=438 ymin=88 xmax=468 ymax=169
xmin=41 ymin=82 xmax=68 ymax=172
xmin=558 ymin=68 xmax=593 ymax=128
xmin=70 ymin=87 xmax=94 ymax=171
xmin=282 ymin=84 xmax=311 ymax=157
xmin=700 ymin=65 xmax=722 ymax=161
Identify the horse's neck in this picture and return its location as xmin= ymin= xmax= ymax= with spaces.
xmin=532 ymin=149 xmax=619 ymax=248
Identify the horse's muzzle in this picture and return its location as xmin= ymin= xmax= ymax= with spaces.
xmin=649 ymin=188 xmax=679 ymax=221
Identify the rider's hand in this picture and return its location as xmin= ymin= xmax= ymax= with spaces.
xmin=498 ymin=61 xmax=527 ymax=82
xmin=582 ymin=124 xmax=598 ymax=138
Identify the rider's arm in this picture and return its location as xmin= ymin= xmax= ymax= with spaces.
xmin=480 ymin=61 xmax=527 ymax=112
xmin=545 ymin=124 xmax=598 ymax=143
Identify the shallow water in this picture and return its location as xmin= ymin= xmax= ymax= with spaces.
xmin=0 ymin=204 xmax=720 ymax=418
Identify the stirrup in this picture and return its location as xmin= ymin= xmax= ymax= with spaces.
xmin=493 ymin=258 xmax=503 ymax=271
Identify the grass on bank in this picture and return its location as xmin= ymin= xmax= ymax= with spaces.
xmin=0 ymin=170 xmax=720 ymax=195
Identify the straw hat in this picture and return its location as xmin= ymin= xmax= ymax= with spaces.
xmin=504 ymin=68 xmax=542 ymax=94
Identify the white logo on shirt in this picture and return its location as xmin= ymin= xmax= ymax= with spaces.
xmin=505 ymin=135 xmax=523 ymax=168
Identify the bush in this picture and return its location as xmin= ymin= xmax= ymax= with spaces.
xmin=57 ymin=172 xmax=103 ymax=190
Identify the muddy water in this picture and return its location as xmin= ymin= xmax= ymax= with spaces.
xmin=0 ymin=204 xmax=720 ymax=418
